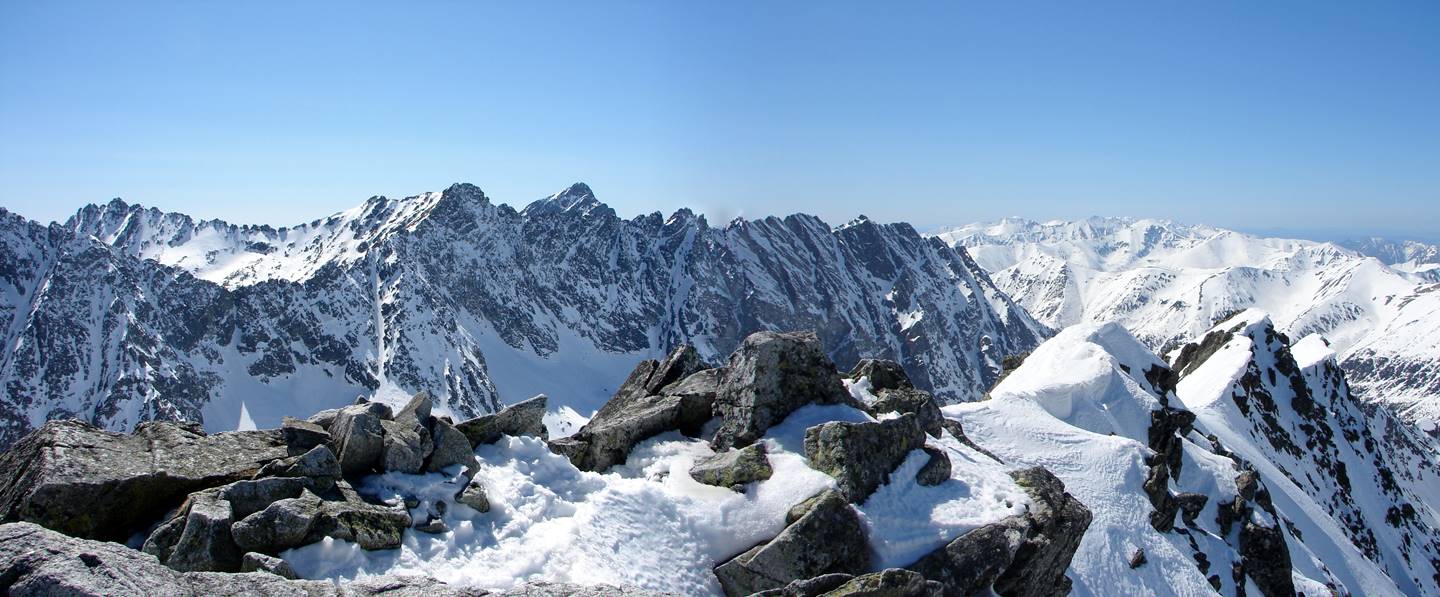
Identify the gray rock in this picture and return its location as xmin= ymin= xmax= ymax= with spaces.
xmin=414 ymin=515 xmax=448 ymax=534
xmin=905 ymin=467 xmax=1090 ymax=597
xmin=752 ymin=573 xmax=854 ymax=597
xmin=306 ymin=486 xmax=412 ymax=550
xmin=1176 ymin=492 xmax=1208 ymax=527
xmin=0 ymin=521 xmax=514 ymax=596
xmin=868 ymin=388 xmax=944 ymax=438
xmin=803 ymin=414 xmax=928 ymax=503
xmin=396 ymin=392 xmax=434 ymax=424
xmin=714 ymin=490 xmax=869 ymax=596
xmin=492 ymin=582 xmax=678 ymax=596
xmin=426 ymin=418 xmax=478 ymax=473
xmin=329 ymin=405 xmax=387 ymax=477
xmin=256 ymin=445 xmax=343 ymax=493
xmin=454 ymin=481 xmax=491 ymax=513
xmin=847 ymin=359 xmax=914 ymax=393
xmin=241 ymin=552 xmax=298 ymax=579
xmin=456 ymin=394 xmax=549 ymax=446
xmin=906 ymin=518 xmax=1027 ymax=597
xmin=230 ymin=490 xmax=323 ymax=554
xmin=822 ymin=569 xmax=944 ymax=596
xmin=915 ymin=447 xmax=951 ymax=486
xmin=990 ymin=467 xmax=1093 ymax=597
xmin=148 ymin=487 xmax=239 ymax=572
xmin=549 ymin=351 xmax=716 ymax=472
xmin=380 ymin=418 xmax=432 ymax=475
xmin=307 ymin=408 xmax=341 ymax=429
xmin=281 ymin=417 xmax=331 ymax=457
xmin=711 ymin=331 xmax=859 ymax=450
xmin=690 ymin=443 xmax=774 ymax=490
xmin=0 ymin=420 xmax=287 ymax=542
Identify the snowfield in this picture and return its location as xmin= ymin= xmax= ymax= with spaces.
xmin=286 ymin=399 xmax=1025 ymax=595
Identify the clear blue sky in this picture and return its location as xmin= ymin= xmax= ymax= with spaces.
xmin=2 ymin=1 xmax=1438 ymax=240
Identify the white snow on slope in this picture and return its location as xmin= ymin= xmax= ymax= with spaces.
xmin=933 ymin=217 xmax=1440 ymax=429
xmin=286 ymin=402 xmax=1024 ymax=595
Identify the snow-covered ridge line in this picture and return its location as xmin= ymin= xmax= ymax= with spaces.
xmin=0 ymin=183 xmax=1047 ymax=449
xmin=934 ymin=215 xmax=1440 ymax=432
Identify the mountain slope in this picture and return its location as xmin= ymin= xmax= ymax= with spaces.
xmin=946 ymin=313 xmax=1440 ymax=595
xmin=0 ymin=184 xmax=1047 ymax=448
xmin=935 ymin=217 xmax=1440 ymax=432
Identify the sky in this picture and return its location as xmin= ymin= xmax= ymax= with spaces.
xmin=1 ymin=1 xmax=1438 ymax=241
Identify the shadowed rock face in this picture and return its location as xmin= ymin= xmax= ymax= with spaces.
xmin=714 ymin=490 xmax=871 ymax=597
xmin=0 ymin=420 xmax=287 ymax=541
xmin=711 ymin=331 xmax=860 ymax=450
xmin=905 ymin=467 xmax=1091 ymax=597
xmin=549 ymin=346 xmax=716 ymax=472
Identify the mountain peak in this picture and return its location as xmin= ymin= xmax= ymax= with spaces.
xmin=522 ymin=182 xmax=611 ymax=218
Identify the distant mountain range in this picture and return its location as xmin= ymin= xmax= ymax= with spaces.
xmin=0 ymin=183 xmax=1044 ymax=448
xmin=934 ymin=217 xmax=1440 ymax=432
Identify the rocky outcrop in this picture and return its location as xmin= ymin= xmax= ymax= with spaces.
xmin=714 ymin=490 xmax=870 ymax=596
xmin=711 ymin=332 xmax=859 ymax=450
xmin=690 ymin=443 xmax=774 ymax=490
xmin=280 ymin=417 xmax=330 ymax=457
xmin=804 ymin=414 xmax=928 ymax=503
xmin=456 ymin=394 xmax=549 ymax=447
xmin=240 ymin=552 xmax=298 ymax=579
xmin=866 ymin=388 xmax=944 ymax=438
xmin=847 ymin=359 xmax=914 ymax=393
xmin=0 ymin=521 xmax=511 ymax=596
xmin=549 ymin=347 xmax=717 ymax=471
xmin=1142 ymin=406 xmax=1196 ymax=532
xmin=915 ymin=447 xmax=951 ymax=486
xmin=1216 ymin=470 xmax=1295 ymax=597
xmin=141 ymin=477 xmax=311 ymax=572
xmin=906 ymin=467 xmax=1091 ymax=597
xmin=329 ymin=403 xmax=390 ymax=476
xmin=0 ymin=420 xmax=287 ymax=541
xmin=823 ymin=569 xmax=944 ymax=596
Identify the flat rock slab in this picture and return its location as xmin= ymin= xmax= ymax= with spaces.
xmin=0 ymin=420 xmax=287 ymax=541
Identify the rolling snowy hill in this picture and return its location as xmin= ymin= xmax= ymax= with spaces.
xmin=0 ymin=183 xmax=1046 ymax=448
xmin=934 ymin=217 xmax=1440 ymax=432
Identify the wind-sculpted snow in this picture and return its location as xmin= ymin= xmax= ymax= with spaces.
xmin=0 ymin=184 xmax=1045 ymax=447
xmin=936 ymin=216 xmax=1440 ymax=432
xmin=946 ymin=318 xmax=1440 ymax=595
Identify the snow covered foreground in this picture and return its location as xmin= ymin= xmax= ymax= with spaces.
xmin=285 ymin=399 xmax=1026 ymax=595
xmin=271 ymin=312 xmax=1440 ymax=596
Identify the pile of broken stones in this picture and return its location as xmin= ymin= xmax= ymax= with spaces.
xmin=0 ymin=330 xmax=1091 ymax=597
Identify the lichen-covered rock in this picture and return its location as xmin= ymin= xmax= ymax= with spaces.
xmin=329 ymin=405 xmax=387 ymax=477
xmin=280 ymin=417 xmax=331 ymax=457
xmin=868 ymin=388 xmax=944 ymax=438
xmin=456 ymin=394 xmax=549 ymax=446
xmin=426 ymin=418 xmax=477 ymax=473
xmin=990 ymin=467 xmax=1093 ymax=597
xmin=0 ymin=521 xmax=491 ymax=596
xmin=690 ymin=443 xmax=774 ymax=489
xmin=549 ymin=350 xmax=717 ymax=472
xmin=0 ymin=420 xmax=287 ymax=542
xmin=711 ymin=331 xmax=858 ymax=450
xmin=454 ymin=480 xmax=491 ymax=513
xmin=380 ymin=418 xmax=432 ymax=475
xmin=847 ymin=359 xmax=914 ymax=393
xmin=752 ymin=573 xmax=855 ymax=597
xmin=803 ymin=414 xmax=927 ymax=503
xmin=714 ymin=490 xmax=870 ymax=596
xmin=255 ymin=445 xmax=343 ymax=493
xmin=824 ymin=569 xmax=944 ymax=596
xmin=906 ymin=518 xmax=1026 ymax=596
xmin=915 ymin=447 xmax=951 ymax=486
xmin=230 ymin=490 xmax=323 ymax=554
xmin=143 ymin=477 xmax=308 ymax=572
xmin=241 ymin=551 xmax=298 ymax=579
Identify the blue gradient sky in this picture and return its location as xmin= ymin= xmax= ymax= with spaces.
xmin=2 ymin=1 xmax=1437 ymax=240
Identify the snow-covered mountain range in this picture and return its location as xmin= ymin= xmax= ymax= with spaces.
xmin=0 ymin=183 xmax=1045 ymax=449
xmin=934 ymin=217 xmax=1440 ymax=432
